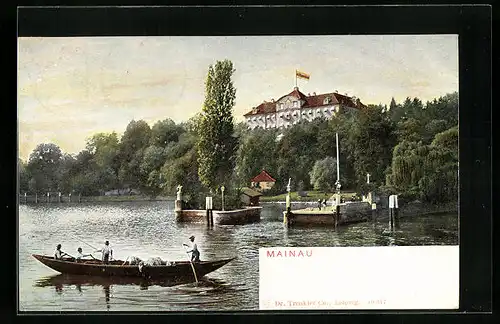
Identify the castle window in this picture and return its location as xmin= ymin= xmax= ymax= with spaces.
xmin=323 ymin=97 xmax=332 ymax=105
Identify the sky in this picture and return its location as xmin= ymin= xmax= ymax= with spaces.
xmin=18 ymin=35 xmax=458 ymax=161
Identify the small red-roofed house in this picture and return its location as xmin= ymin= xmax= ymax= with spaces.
xmin=250 ymin=170 xmax=277 ymax=192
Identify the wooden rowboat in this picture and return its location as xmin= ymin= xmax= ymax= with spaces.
xmin=32 ymin=254 xmax=235 ymax=280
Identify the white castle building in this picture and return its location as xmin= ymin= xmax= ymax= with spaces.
xmin=243 ymin=87 xmax=365 ymax=130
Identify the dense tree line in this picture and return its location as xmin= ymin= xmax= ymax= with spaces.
xmin=18 ymin=59 xmax=458 ymax=206
xmin=235 ymin=92 xmax=458 ymax=203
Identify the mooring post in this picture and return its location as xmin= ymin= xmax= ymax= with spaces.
xmin=35 ymin=193 xmax=38 ymax=203
xmin=24 ymin=192 xmax=27 ymax=204
xmin=284 ymin=178 xmax=292 ymax=227
xmin=58 ymin=192 xmax=62 ymax=203
xmin=47 ymin=192 xmax=50 ymax=203
xmin=394 ymin=195 xmax=399 ymax=228
xmin=69 ymin=193 xmax=72 ymax=203
xmin=335 ymin=204 xmax=340 ymax=228
xmin=371 ymin=203 xmax=377 ymax=221
xmin=206 ymin=197 xmax=210 ymax=226
xmin=221 ymin=186 xmax=225 ymax=212
xmin=78 ymin=193 xmax=81 ymax=203
xmin=206 ymin=196 xmax=213 ymax=227
xmin=285 ymin=191 xmax=292 ymax=227
xmin=389 ymin=195 xmax=395 ymax=229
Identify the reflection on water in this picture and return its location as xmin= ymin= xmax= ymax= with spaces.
xmin=19 ymin=201 xmax=457 ymax=311
xmin=33 ymin=273 xmax=248 ymax=311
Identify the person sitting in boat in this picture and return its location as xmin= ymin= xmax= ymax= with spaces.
xmin=54 ymin=244 xmax=68 ymax=260
xmin=95 ymin=240 xmax=113 ymax=264
xmin=183 ymin=235 xmax=200 ymax=262
xmin=75 ymin=247 xmax=93 ymax=262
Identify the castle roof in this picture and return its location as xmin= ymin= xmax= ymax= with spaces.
xmin=244 ymin=88 xmax=366 ymax=117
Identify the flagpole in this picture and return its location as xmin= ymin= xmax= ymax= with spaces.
xmin=295 ymin=70 xmax=297 ymax=88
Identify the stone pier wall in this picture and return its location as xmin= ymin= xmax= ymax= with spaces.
xmin=177 ymin=207 xmax=262 ymax=225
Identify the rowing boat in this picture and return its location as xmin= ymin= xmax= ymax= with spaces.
xmin=32 ymin=254 xmax=235 ymax=280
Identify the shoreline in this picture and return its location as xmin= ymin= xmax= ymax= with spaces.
xmin=18 ymin=195 xmax=174 ymax=204
xmin=260 ymin=191 xmax=357 ymax=203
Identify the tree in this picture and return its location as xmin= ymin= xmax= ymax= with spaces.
xmin=424 ymin=92 xmax=458 ymax=128
xmin=349 ymin=105 xmax=396 ymax=192
xmin=386 ymin=126 xmax=458 ymax=203
xmin=386 ymin=140 xmax=429 ymax=198
xmin=26 ymin=143 xmax=64 ymax=193
xmin=139 ymin=145 xmax=167 ymax=198
xmin=57 ymin=153 xmax=77 ymax=193
xmin=68 ymin=150 xmax=99 ymax=195
xmin=86 ymin=132 xmax=120 ymax=169
xmin=150 ymin=118 xmax=184 ymax=148
xmin=19 ymin=158 xmax=30 ymax=193
xmin=235 ymin=127 xmax=278 ymax=187
xmin=309 ymin=157 xmax=337 ymax=192
xmin=422 ymin=119 xmax=449 ymax=144
xmin=85 ymin=132 xmax=120 ymax=191
xmin=317 ymin=115 xmax=356 ymax=189
xmin=118 ymin=120 xmax=152 ymax=190
xmin=197 ymin=60 xmax=238 ymax=192
xmin=395 ymin=117 xmax=422 ymax=143
xmin=274 ymin=119 xmax=325 ymax=191
xmin=389 ymin=97 xmax=405 ymax=123
xmin=161 ymin=147 xmax=203 ymax=207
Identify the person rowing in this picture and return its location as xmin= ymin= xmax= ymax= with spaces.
xmin=183 ymin=235 xmax=200 ymax=263
xmin=75 ymin=247 xmax=94 ymax=262
xmin=95 ymin=240 xmax=113 ymax=264
xmin=54 ymin=244 xmax=68 ymax=260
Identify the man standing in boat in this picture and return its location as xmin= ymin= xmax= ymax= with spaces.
xmin=183 ymin=235 xmax=200 ymax=262
xmin=54 ymin=244 xmax=68 ymax=259
xmin=95 ymin=240 xmax=113 ymax=264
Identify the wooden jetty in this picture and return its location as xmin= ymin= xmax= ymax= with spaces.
xmin=283 ymin=201 xmax=372 ymax=227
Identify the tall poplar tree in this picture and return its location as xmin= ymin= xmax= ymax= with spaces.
xmin=197 ymin=60 xmax=237 ymax=191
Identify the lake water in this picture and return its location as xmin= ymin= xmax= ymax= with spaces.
xmin=18 ymin=200 xmax=458 ymax=312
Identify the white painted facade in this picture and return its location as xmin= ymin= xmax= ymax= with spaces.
xmin=244 ymin=88 xmax=361 ymax=130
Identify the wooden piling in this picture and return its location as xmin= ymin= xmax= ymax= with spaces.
xmin=69 ymin=193 xmax=72 ymax=203
xmin=389 ymin=195 xmax=398 ymax=229
xmin=35 ymin=193 xmax=38 ymax=203
xmin=284 ymin=193 xmax=291 ymax=227
xmin=47 ymin=192 xmax=50 ymax=203
xmin=335 ymin=205 xmax=340 ymax=228
xmin=205 ymin=196 xmax=213 ymax=227
xmin=78 ymin=193 xmax=81 ymax=203
xmin=58 ymin=192 xmax=62 ymax=203
xmin=394 ymin=195 xmax=399 ymax=228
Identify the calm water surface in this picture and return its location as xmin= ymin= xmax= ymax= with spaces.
xmin=18 ymin=201 xmax=458 ymax=312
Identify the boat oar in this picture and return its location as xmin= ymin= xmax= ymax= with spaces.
xmin=71 ymin=235 xmax=99 ymax=251
xmin=61 ymin=252 xmax=75 ymax=259
xmin=183 ymin=245 xmax=198 ymax=284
